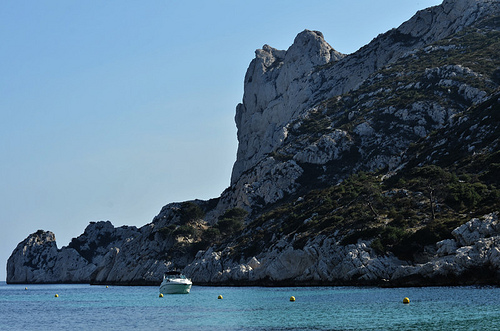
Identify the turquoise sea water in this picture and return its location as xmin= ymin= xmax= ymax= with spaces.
xmin=1 ymin=282 xmax=500 ymax=330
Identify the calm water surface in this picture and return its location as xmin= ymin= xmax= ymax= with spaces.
xmin=1 ymin=282 xmax=499 ymax=330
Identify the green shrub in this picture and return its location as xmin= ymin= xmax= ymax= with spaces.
xmin=215 ymin=208 xmax=248 ymax=236
xmin=179 ymin=202 xmax=205 ymax=224
xmin=201 ymin=227 xmax=221 ymax=242
xmin=219 ymin=208 xmax=248 ymax=222
xmin=217 ymin=218 xmax=244 ymax=236
xmin=445 ymin=181 xmax=486 ymax=210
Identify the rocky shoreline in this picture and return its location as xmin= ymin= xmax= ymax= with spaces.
xmin=184 ymin=213 xmax=500 ymax=287
xmin=8 ymin=213 xmax=500 ymax=287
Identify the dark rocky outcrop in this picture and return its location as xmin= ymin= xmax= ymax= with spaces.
xmin=7 ymin=230 xmax=94 ymax=283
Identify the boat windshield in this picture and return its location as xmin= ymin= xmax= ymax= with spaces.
xmin=164 ymin=272 xmax=187 ymax=280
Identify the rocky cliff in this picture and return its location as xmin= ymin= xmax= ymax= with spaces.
xmin=7 ymin=215 xmax=203 ymax=284
xmin=232 ymin=0 xmax=500 ymax=182
xmin=7 ymin=0 xmax=500 ymax=286
xmin=184 ymin=213 xmax=500 ymax=286
xmin=221 ymin=0 xmax=500 ymax=217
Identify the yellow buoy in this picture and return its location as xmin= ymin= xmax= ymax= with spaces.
xmin=54 ymin=294 xmax=59 ymax=298
xmin=25 ymin=287 xmax=28 ymax=290
xmin=403 ymin=297 xmax=410 ymax=304
xmin=159 ymin=293 xmax=164 ymax=298
xmin=218 ymin=295 xmax=223 ymax=300
xmin=106 ymin=286 xmax=109 ymax=288
xmin=290 ymin=296 xmax=296 ymax=302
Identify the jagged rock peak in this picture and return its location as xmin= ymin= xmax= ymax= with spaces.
xmin=399 ymin=0 xmax=500 ymax=41
xmin=7 ymin=229 xmax=96 ymax=285
xmin=27 ymin=229 xmax=56 ymax=245
xmin=230 ymin=0 xmax=500 ymax=187
xmin=287 ymin=29 xmax=344 ymax=65
xmin=7 ymin=230 xmax=59 ymax=284
xmin=16 ymin=230 xmax=56 ymax=252
xmin=232 ymin=29 xmax=345 ymax=184
xmin=254 ymin=30 xmax=342 ymax=68
xmin=254 ymin=44 xmax=285 ymax=69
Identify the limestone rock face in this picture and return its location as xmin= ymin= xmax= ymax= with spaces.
xmin=185 ymin=213 xmax=500 ymax=286
xmin=232 ymin=30 xmax=343 ymax=184
xmin=398 ymin=0 xmax=498 ymax=42
xmin=7 ymin=230 xmax=94 ymax=283
xmin=185 ymin=235 xmax=405 ymax=285
xmin=293 ymin=129 xmax=352 ymax=165
xmin=391 ymin=213 xmax=500 ymax=284
xmin=452 ymin=213 xmax=500 ymax=246
xmin=227 ymin=0 xmax=500 ymax=214
xmin=67 ymin=220 xmax=179 ymax=285
xmin=7 ymin=220 xmax=183 ymax=285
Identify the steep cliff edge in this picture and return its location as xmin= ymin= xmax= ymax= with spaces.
xmin=7 ymin=230 xmax=94 ymax=284
xmin=232 ymin=30 xmax=344 ymax=184
xmin=231 ymin=0 xmax=500 ymax=185
xmin=223 ymin=0 xmax=500 ymax=218
xmin=7 ymin=0 xmax=500 ymax=285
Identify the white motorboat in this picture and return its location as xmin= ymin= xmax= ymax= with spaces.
xmin=159 ymin=271 xmax=192 ymax=294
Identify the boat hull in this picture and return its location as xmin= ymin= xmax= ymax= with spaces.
xmin=159 ymin=281 xmax=192 ymax=294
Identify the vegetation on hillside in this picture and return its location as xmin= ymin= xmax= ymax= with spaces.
xmin=152 ymin=16 xmax=500 ymax=266
xmin=225 ymin=19 xmax=500 ymax=262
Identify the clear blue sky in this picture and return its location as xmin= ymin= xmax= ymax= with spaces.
xmin=0 ymin=0 xmax=441 ymax=281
